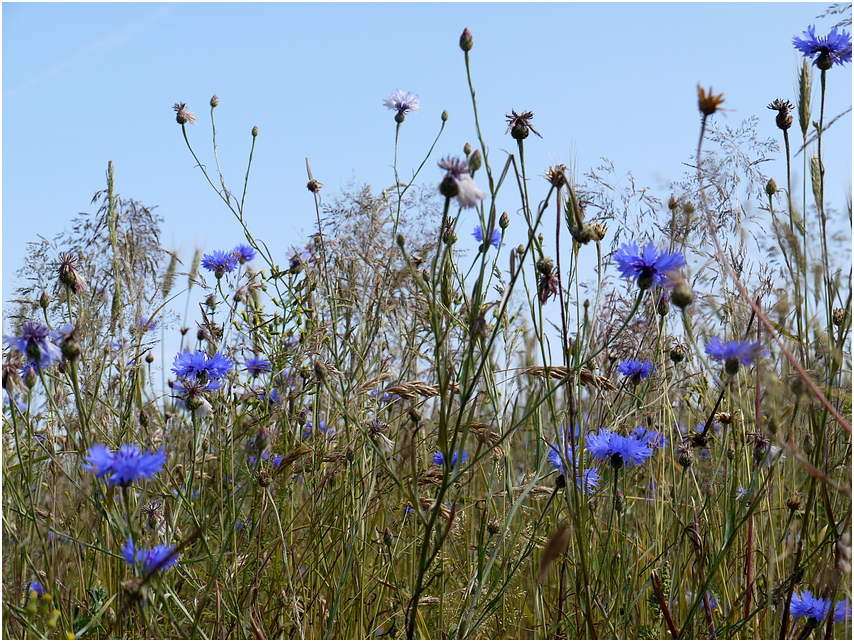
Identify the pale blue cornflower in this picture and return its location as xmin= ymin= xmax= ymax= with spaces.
xmin=383 ymin=90 xmax=420 ymax=121
xmin=473 ymin=225 xmax=504 ymax=250
xmin=633 ymin=426 xmax=668 ymax=452
xmin=135 ymin=317 xmax=158 ymax=334
xmin=122 ymin=538 xmax=179 ymax=575
xmin=288 ymin=246 xmax=312 ymax=273
xmin=244 ymin=356 xmax=272 ymax=377
xmin=793 ymin=25 xmax=852 ymax=68
xmin=4 ymin=321 xmax=63 ymax=369
xmin=586 ymin=429 xmax=653 ymax=470
xmin=438 ymin=156 xmax=486 ymax=209
xmin=613 ymin=241 xmax=686 ymax=290
xmin=201 ymin=250 xmax=239 ymax=278
xmin=83 ymin=443 xmax=166 ymax=486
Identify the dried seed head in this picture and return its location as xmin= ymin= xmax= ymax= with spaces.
xmin=670 ymin=342 xmax=688 ymax=363
xmin=786 ymin=491 xmax=804 ymax=512
xmin=588 ymin=222 xmax=608 ymax=242
xmin=832 ymin=307 xmax=847 ymax=326
xmin=307 ymin=179 xmax=324 ymax=193
xmin=677 ymin=446 xmax=695 ymax=469
xmin=767 ymin=99 xmax=794 ymax=130
xmin=697 ymin=84 xmax=725 ymax=116
xmin=56 ymin=252 xmax=87 ymax=294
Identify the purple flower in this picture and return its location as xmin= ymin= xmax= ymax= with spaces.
xmin=438 ymin=156 xmax=487 ymax=209
xmin=232 ymin=244 xmax=256 ymax=263
xmin=473 ymin=226 xmax=504 ymax=250
xmin=201 ymin=250 xmax=239 ymax=278
xmin=27 ymin=581 xmax=45 ymax=597
xmin=548 ymin=425 xmax=601 ymax=493
xmin=4 ymin=321 xmax=63 ymax=369
xmin=302 ymin=419 xmax=333 ymax=440
xmin=244 ymin=356 xmax=272 ymax=377
xmin=617 ymin=359 xmax=654 ymax=380
xmin=790 ymin=589 xmax=850 ymax=622
xmin=383 ymin=90 xmax=420 ymax=120
xmin=122 ymin=538 xmax=179 ymax=575
xmin=432 ymin=451 xmax=469 ymax=467
xmin=135 ymin=317 xmax=158 ymax=334
xmin=586 ymin=429 xmax=653 ymax=469
xmin=613 ymin=241 xmax=686 ymax=290
xmin=261 ymin=388 xmax=282 ymax=404
xmin=172 ymin=349 xmax=233 ymax=383
xmin=288 ymin=246 xmax=312 ymax=273
xmin=632 ymin=426 xmax=668 ymax=452
xmin=704 ymin=337 xmax=765 ymax=374
xmin=793 ymin=25 xmax=852 ymax=68
xmin=83 ymin=443 xmax=166 ymax=486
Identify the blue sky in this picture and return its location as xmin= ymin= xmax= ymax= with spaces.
xmin=3 ymin=2 xmax=851 ymax=324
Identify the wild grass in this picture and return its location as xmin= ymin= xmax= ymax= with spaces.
xmin=3 ymin=21 xmax=851 ymax=641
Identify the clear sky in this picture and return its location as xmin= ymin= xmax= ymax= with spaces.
xmin=2 ymin=2 xmax=851 ymax=321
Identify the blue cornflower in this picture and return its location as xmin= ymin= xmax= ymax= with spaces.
xmin=201 ymin=250 xmax=239 ymax=278
xmin=135 ymin=317 xmax=158 ymax=334
xmin=302 ymin=419 xmax=333 ymax=440
xmin=261 ymin=388 xmax=282 ymax=404
xmin=586 ymin=429 xmax=653 ymax=469
xmin=172 ymin=349 xmax=233 ymax=383
xmin=793 ymin=25 xmax=852 ymax=68
xmin=473 ymin=225 xmax=504 ymax=250
xmin=232 ymin=244 xmax=256 ymax=264
xmin=383 ymin=90 xmax=420 ymax=121
xmin=613 ymin=241 xmax=686 ymax=290
xmin=244 ymin=356 xmax=272 ymax=377
xmin=288 ymin=246 xmax=312 ymax=273
xmin=790 ymin=589 xmax=851 ymax=622
xmin=432 ymin=451 xmax=469 ymax=468
xmin=248 ymin=452 xmax=284 ymax=467
xmin=704 ymin=337 xmax=765 ymax=374
xmin=83 ymin=443 xmax=166 ymax=486
xmin=633 ymin=426 xmax=668 ymax=452
xmin=4 ymin=321 xmax=63 ymax=369
xmin=548 ymin=440 xmax=601 ymax=494
xmin=617 ymin=359 xmax=654 ymax=381
xmin=27 ymin=581 xmax=45 ymax=597
xmin=122 ymin=538 xmax=179 ymax=575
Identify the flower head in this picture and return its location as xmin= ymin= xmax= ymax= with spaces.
xmin=56 ymin=252 xmax=88 ymax=294
xmin=697 ymin=84 xmax=726 ymax=116
xmin=173 ymin=102 xmax=196 ymax=125
xmin=84 ymin=443 xmax=166 ymax=486
xmin=704 ymin=337 xmax=765 ymax=374
xmin=790 ymin=589 xmax=850 ymax=622
xmin=27 ymin=581 xmax=46 ymax=597
xmin=438 ymin=156 xmax=487 ymax=209
xmin=505 ymin=110 xmax=542 ymax=140
xmin=633 ymin=426 xmax=668 ymax=452
xmin=288 ymin=246 xmax=312 ymax=273
xmin=586 ymin=428 xmax=653 ymax=469
xmin=547 ymin=426 xmax=600 ymax=493
xmin=767 ymin=99 xmax=794 ymax=130
xmin=244 ymin=356 xmax=272 ymax=377
xmin=302 ymin=419 xmax=333 ymax=440
xmin=613 ymin=241 xmax=686 ymax=290
xmin=201 ymin=250 xmax=239 ymax=279
xmin=232 ymin=244 xmax=256 ymax=264
xmin=617 ymin=359 xmax=654 ymax=381
xmin=383 ymin=90 xmax=420 ymax=122
xmin=472 ymin=225 xmax=503 ymax=250
xmin=432 ymin=451 xmax=469 ymax=468
xmin=4 ymin=322 xmax=63 ymax=369
xmin=172 ymin=349 xmax=233 ymax=383
xmin=122 ymin=538 xmax=179 ymax=575
xmin=793 ymin=25 xmax=852 ymax=69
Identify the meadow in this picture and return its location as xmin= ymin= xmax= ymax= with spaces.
xmin=2 ymin=22 xmax=852 ymax=640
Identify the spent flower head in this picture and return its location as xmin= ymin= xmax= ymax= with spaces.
xmin=83 ymin=443 xmax=166 ymax=487
xmin=56 ymin=252 xmax=88 ymax=294
xmin=173 ymin=102 xmax=197 ymax=125
xmin=586 ymin=428 xmax=653 ymax=470
xmin=505 ymin=110 xmax=542 ymax=139
xmin=438 ymin=156 xmax=486 ymax=209
xmin=767 ymin=99 xmax=794 ymax=130
xmin=793 ymin=25 xmax=852 ymax=69
xmin=697 ymin=84 xmax=726 ymax=116
xmin=613 ymin=241 xmax=686 ymax=290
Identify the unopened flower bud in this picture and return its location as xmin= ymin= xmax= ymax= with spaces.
xmin=468 ymin=149 xmax=482 ymax=172
xmin=499 ymin=212 xmax=510 ymax=229
xmin=671 ymin=280 xmax=694 ymax=309
xmin=832 ymin=307 xmax=846 ymax=326
xmin=786 ymin=491 xmax=804 ymax=512
xmin=251 ymin=126 xmax=259 ymax=137
xmin=614 ymin=489 xmax=625 ymax=513
xmin=145 ymin=352 xmax=154 ymax=364
xmin=24 ymin=366 xmax=38 ymax=389
xmin=657 ymin=293 xmax=670 ymax=316
xmin=441 ymin=110 xmax=449 ymax=122
xmin=314 ymin=360 xmax=328 ymax=382
xmin=678 ymin=447 xmax=695 ymax=469
xmin=670 ymin=342 xmax=688 ymax=363
xmin=139 ymin=409 xmax=149 ymax=428
xmin=554 ymin=473 xmax=566 ymax=489
xmin=459 ymin=28 xmax=473 ymax=52
xmin=39 ymin=291 xmax=50 ymax=310
xmin=396 ymin=233 xmax=405 ymax=248
xmin=463 ymin=142 xmax=473 ymax=156
xmin=516 ymin=244 xmax=525 ymax=257
xmin=803 ymin=432 xmax=814 ymax=455
xmin=210 ymin=94 xmax=219 ymax=108
xmin=668 ymin=196 xmax=678 ymax=211
xmin=765 ymin=179 xmax=778 ymax=196
xmin=61 ymin=338 xmax=80 ymax=363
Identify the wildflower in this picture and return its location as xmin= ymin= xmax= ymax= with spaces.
xmin=613 ymin=241 xmax=686 ymax=290
xmin=288 ymin=246 xmax=312 ymax=273
xmin=172 ymin=349 xmax=233 ymax=383
xmin=704 ymin=337 xmax=765 ymax=374
xmin=302 ymin=419 xmax=333 ymax=440
xmin=122 ymin=538 xmax=179 ymax=575
xmin=56 ymin=252 xmax=88 ymax=294
xmin=505 ymin=110 xmax=542 ymax=140
xmin=383 ymin=90 xmax=420 ymax=122
xmin=27 ymin=581 xmax=46 ymax=597
xmin=172 ymin=102 xmax=196 ymax=125
xmin=261 ymin=387 xmax=282 ymax=405
xmin=790 ymin=589 xmax=850 ymax=622
xmin=617 ymin=359 xmax=654 ymax=381
xmin=767 ymin=99 xmax=794 ymax=131
xmin=232 ymin=244 xmax=256 ymax=264
xmin=536 ymin=256 xmax=559 ymax=304
xmin=432 ymin=451 xmax=468 ymax=468
xmin=697 ymin=84 xmax=725 ymax=116
xmin=135 ymin=317 xmax=158 ymax=334
xmin=633 ymin=426 xmax=668 ymax=452
xmin=586 ymin=429 xmax=653 ymax=470
xmin=438 ymin=156 xmax=486 ymax=209
xmin=83 ymin=443 xmax=166 ymax=486
xmin=201 ymin=250 xmax=239 ymax=279
xmin=547 ymin=430 xmax=600 ymax=494
xmin=473 ymin=225 xmax=503 ymax=250
xmin=670 ymin=342 xmax=689 ymax=363
xmin=793 ymin=25 xmax=852 ymax=69
xmin=244 ymin=356 xmax=272 ymax=377
xmin=4 ymin=322 xmax=63 ymax=369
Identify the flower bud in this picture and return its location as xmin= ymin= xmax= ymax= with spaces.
xmin=786 ymin=491 xmax=804 ymax=512
xmin=670 ymin=342 xmax=687 ymax=363
xmin=614 ymin=489 xmax=625 ymax=513
xmin=441 ymin=110 xmax=449 ymax=122
xmin=468 ymin=149 xmax=482 ymax=172
xmin=39 ymin=291 xmax=50 ymax=310
xmin=61 ymin=337 xmax=80 ymax=363
xmin=145 ymin=352 xmax=154 ymax=364
xmin=671 ymin=280 xmax=694 ymax=309
xmin=251 ymin=126 xmax=259 ymax=137
xmin=499 ymin=212 xmax=510 ymax=229
xmin=459 ymin=28 xmax=473 ymax=52
xmin=657 ymin=293 xmax=670 ymax=316
xmin=554 ymin=473 xmax=566 ymax=489
xmin=139 ymin=409 xmax=149 ymax=428
xmin=314 ymin=360 xmax=328 ymax=382
xmin=210 ymin=94 xmax=219 ymax=108
xmin=832 ymin=307 xmax=846 ymax=326
xmin=396 ymin=233 xmax=405 ymax=248
xmin=803 ymin=432 xmax=814 ymax=455
xmin=765 ymin=178 xmax=778 ymax=196
xmin=463 ymin=142 xmax=473 ymax=156
xmin=677 ymin=447 xmax=695 ymax=469
xmin=668 ymin=196 xmax=678 ymax=211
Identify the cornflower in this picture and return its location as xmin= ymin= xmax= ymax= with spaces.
xmin=438 ymin=156 xmax=486 ymax=209
xmin=383 ymin=90 xmax=420 ymax=122
xmin=172 ymin=349 xmax=233 ymax=384
xmin=288 ymin=246 xmax=312 ymax=273
xmin=793 ymin=25 xmax=852 ymax=69
xmin=4 ymin=322 xmax=63 ymax=369
xmin=83 ymin=443 xmax=166 ymax=486
xmin=244 ymin=356 xmax=272 ymax=377
xmin=56 ymin=252 xmax=88 ymax=294
xmin=547 ymin=427 xmax=600 ymax=493
xmin=613 ymin=241 xmax=686 ymax=290
xmin=122 ymin=538 xmax=180 ymax=575
xmin=173 ymin=102 xmax=196 ymax=125
xmin=432 ymin=451 xmax=468 ymax=468
xmin=232 ymin=244 xmax=257 ymax=263
xmin=790 ymin=589 xmax=850 ymax=622
xmin=586 ymin=429 xmax=653 ymax=470
xmin=473 ymin=225 xmax=503 ymax=250
xmin=617 ymin=359 xmax=654 ymax=381
xmin=704 ymin=337 xmax=765 ymax=374
xmin=201 ymin=250 xmax=239 ymax=279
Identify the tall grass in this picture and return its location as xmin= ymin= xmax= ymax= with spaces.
xmin=3 ymin=21 xmax=851 ymax=641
